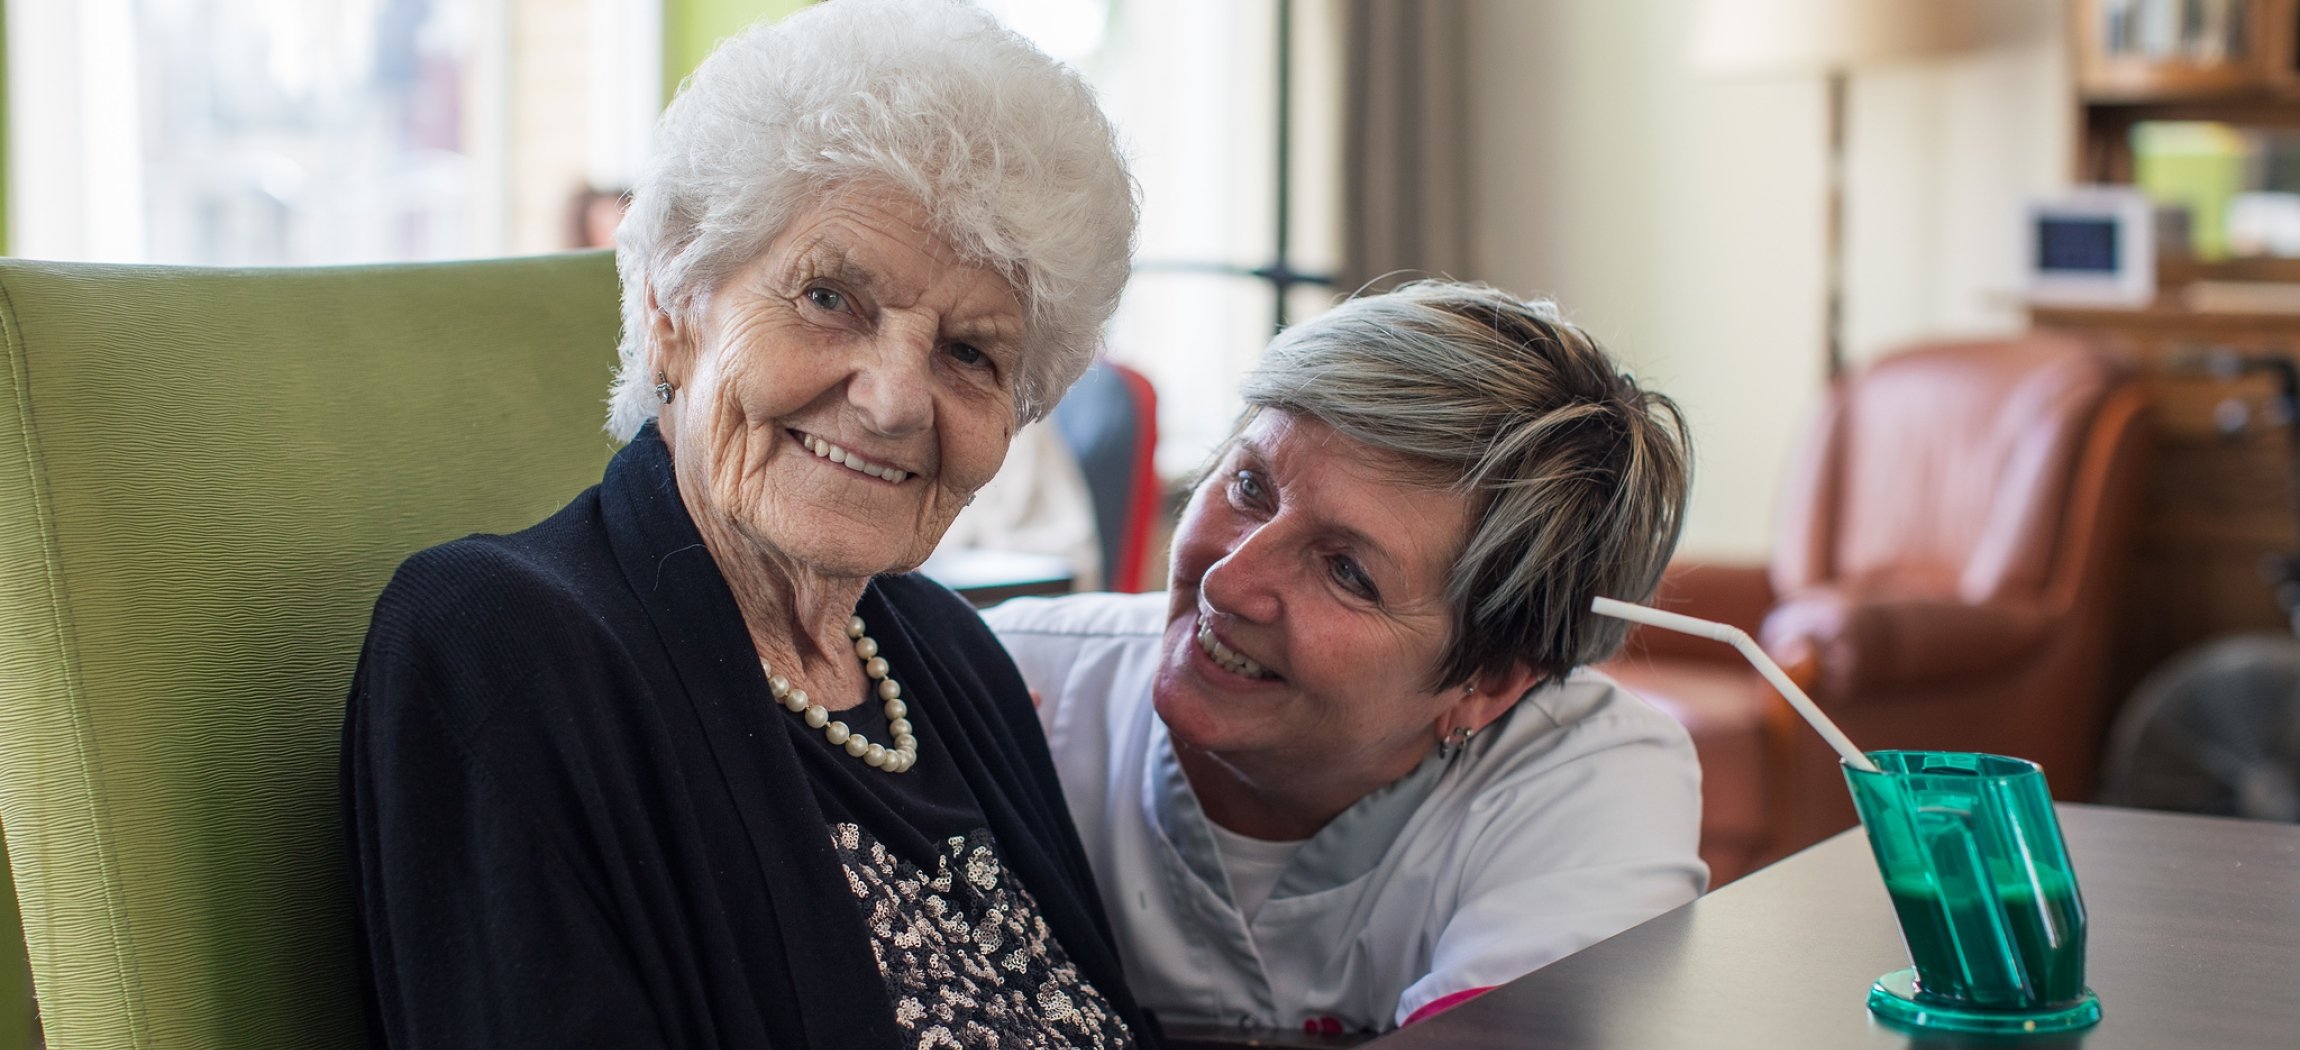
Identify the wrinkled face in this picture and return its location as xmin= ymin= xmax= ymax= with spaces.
xmin=1154 ymin=410 xmax=1485 ymax=783
xmin=652 ymin=189 xmax=1024 ymax=578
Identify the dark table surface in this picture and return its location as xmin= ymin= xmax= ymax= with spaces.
xmin=1365 ymin=804 xmax=2300 ymax=1050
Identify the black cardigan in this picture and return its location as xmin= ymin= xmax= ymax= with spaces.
xmin=342 ymin=426 xmax=1149 ymax=1049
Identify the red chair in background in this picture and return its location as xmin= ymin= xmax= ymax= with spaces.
xmin=1605 ymin=334 xmax=2151 ymax=884
xmin=1053 ymin=359 xmax=1162 ymax=593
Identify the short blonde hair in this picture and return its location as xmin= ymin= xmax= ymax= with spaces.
xmin=1238 ymin=280 xmax=1693 ymax=689
xmin=607 ymin=0 xmax=1140 ymax=439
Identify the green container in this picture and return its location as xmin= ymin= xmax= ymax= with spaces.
xmin=2133 ymin=121 xmax=2246 ymax=260
xmin=1843 ymin=751 xmax=2101 ymax=1035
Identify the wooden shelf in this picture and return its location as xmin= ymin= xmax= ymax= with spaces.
xmin=2033 ymin=302 xmax=2300 ymax=334
xmin=2055 ymin=2 xmax=2300 ymax=695
xmin=2074 ymin=1 xmax=2300 ymax=178
xmin=2083 ymin=59 xmax=2265 ymax=102
xmin=2076 ymin=0 xmax=2299 ymax=101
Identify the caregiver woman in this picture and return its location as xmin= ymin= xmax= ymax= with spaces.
xmin=987 ymin=280 xmax=1707 ymax=1034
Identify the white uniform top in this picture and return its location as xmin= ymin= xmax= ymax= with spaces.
xmin=1202 ymin=821 xmax=1303 ymax=923
xmin=985 ymin=592 xmax=1708 ymax=1033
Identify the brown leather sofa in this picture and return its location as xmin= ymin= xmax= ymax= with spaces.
xmin=1605 ymin=334 xmax=2150 ymax=884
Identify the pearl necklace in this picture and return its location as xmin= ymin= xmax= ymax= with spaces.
xmin=763 ymin=615 xmax=917 ymax=773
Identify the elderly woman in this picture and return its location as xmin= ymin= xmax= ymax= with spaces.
xmin=986 ymin=281 xmax=1706 ymax=1035
xmin=341 ymin=3 xmax=1146 ymax=1047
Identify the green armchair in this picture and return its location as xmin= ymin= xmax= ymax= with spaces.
xmin=0 ymin=253 xmax=624 ymax=1048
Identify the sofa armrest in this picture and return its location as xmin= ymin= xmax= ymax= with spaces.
xmin=1617 ymin=561 xmax=1776 ymax=665
xmin=1757 ymin=588 xmax=2052 ymax=704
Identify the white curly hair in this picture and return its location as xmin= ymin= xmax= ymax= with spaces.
xmin=606 ymin=0 xmax=1140 ymax=440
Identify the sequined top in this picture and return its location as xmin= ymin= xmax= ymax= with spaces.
xmin=837 ymin=824 xmax=1131 ymax=1048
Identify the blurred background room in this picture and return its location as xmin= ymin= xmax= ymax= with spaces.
xmin=6 ymin=0 xmax=2300 ymax=1045
xmin=2 ymin=0 xmax=2085 ymax=582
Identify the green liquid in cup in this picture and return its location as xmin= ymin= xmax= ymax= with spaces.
xmin=1848 ymin=752 xmax=2099 ymax=1032
xmin=1885 ymin=871 xmax=2087 ymax=1008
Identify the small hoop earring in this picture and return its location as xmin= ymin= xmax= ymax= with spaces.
xmin=1438 ymin=725 xmax=1474 ymax=761
xmin=653 ymin=369 xmax=676 ymax=405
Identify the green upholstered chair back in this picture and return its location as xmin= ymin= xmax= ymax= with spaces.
xmin=0 ymin=253 xmax=624 ymax=1049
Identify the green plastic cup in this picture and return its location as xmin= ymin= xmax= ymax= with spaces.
xmin=1843 ymin=751 xmax=2102 ymax=1035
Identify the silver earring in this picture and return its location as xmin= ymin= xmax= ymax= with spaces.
xmin=1438 ymin=725 xmax=1474 ymax=761
xmin=654 ymin=370 xmax=676 ymax=405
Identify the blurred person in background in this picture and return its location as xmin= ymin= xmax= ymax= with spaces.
xmin=936 ymin=419 xmax=1105 ymax=590
xmin=566 ymin=184 xmax=629 ymax=249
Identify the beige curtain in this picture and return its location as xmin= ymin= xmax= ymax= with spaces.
xmin=1340 ymin=0 xmax=1471 ymax=293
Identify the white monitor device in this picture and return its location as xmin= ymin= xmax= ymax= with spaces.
xmin=2025 ymin=187 xmax=2156 ymax=308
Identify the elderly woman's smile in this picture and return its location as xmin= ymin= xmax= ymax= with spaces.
xmin=656 ymin=189 xmax=1025 ymax=579
xmin=796 ymin=430 xmax=914 ymax=483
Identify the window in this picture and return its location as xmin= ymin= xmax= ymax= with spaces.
xmin=7 ymin=0 xmax=1339 ymax=472
xmin=5 ymin=0 xmax=659 ymax=264
xmin=988 ymin=0 xmax=1342 ymax=475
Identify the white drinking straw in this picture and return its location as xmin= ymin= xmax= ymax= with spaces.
xmin=1591 ymin=596 xmax=1880 ymax=773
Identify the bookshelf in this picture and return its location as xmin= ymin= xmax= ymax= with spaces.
xmin=2076 ymin=0 xmax=2294 ymax=102
xmin=2039 ymin=0 xmax=2300 ymax=701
